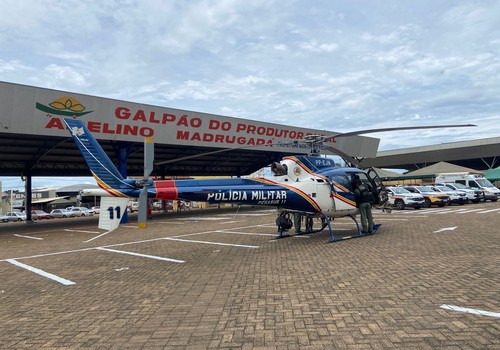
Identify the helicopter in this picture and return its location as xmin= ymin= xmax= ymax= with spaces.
xmin=63 ymin=118 xmax=474 ymax=242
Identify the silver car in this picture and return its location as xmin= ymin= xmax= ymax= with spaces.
xmin=7 ymin=212 xmax=27 ymax=222
xmin=50 ymin=209 xmax=76 ymax=218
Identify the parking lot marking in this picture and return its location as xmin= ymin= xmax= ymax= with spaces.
xmin=433 ymin=226 xmax=458 ymax=233
xmin=216 ymin=230 xmax=276 ymax=237
xmin=83 ymin=230 xmax=112 ymax=243
xmin=164 ymin=237 xmax=259 ymax=248
xmin=477 ymin=208 xmax=500 ymax=213
xmin=177 ymin=217 xmax=228 ymax=221
xmin=432 ymin=208 xmax=472 ymax=214
xmin=381 ymin=215 xmax=428 ymax=218
xmin=96 ymin=247 xmax=185 ymax=263
xmin=6 ymin=259 xmax=75 ymax=286
xmin=440 ymin=304 xmax=500 ymax=318
xmin=13 ymin=234 xmax=43 ymax=240
xmin=1 ymin=247 xmax=98 ymax=262
xmin=64 ymin=229 xmax=101 ymax=234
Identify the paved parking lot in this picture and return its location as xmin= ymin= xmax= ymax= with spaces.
xmin=1 ymin=203 xmax=499 ymax=349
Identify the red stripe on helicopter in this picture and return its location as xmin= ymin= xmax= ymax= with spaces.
xmin=331 ymin=193 xmax=356 ymax=207
xmin=332 ymin=181 xmax=350 ymax=193
xmin=253 ymin=178 xmax=322 ymax=212
xmin=154 ymin=180 xmax=178 ymax=200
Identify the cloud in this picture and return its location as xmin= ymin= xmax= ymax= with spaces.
xmin=299 ymin=40 xmax=338 ymax=53
xmin=1 ymin=0 xmax=499 ymax=151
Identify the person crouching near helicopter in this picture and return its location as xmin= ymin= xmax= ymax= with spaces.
xmin=354 ymin=179 xmax=375 ymax=234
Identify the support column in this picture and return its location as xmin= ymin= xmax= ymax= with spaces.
xmin=24 ymin=169 xmax=34 ymax=223
xmin=116 ymin=141 xmax=132 ymax=223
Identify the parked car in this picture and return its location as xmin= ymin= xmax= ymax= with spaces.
xmin=50 ymin=209 xmax=76 ymax=218
xmin=429 ymin=185 xmax=468 ymax=205
xmin=31 ymin=210 xmax=53 ymax=220
xmin=435 ymin=173 xmax=500 ymax=202
xmin=91 ymin=206 xmax=100 ymax=214
xmin=0 ymin=214 xmax=9 ymax=222
xmin=386 ymin=186 xmax=424 ymax=210
xmin=6 ymin=211 xmax=27 ymax=221
xmin=152 ymin=201 xmax=173 ymax=211
xmin=69 ymin=207 xmax=94 ymax=216
xmin=81 ymin=207 xmax=95 ymax=216
xmin=435 ymin=182 xmax=484 ymax=203
xmin=403 ymin=186 xmax=450 ymax=208
xmin=128 ymin=202 xmax=140 ymax=212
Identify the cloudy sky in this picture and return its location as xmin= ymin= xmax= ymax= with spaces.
xmin=1 ymin=0 xmax=500 ymax=189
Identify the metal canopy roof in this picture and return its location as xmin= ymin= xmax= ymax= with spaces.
xmin=361 ymin=137 xmax=500 ymax=171
xmin=2 ymin=132 xmax=499 ymax=179
xmin=0 ymin=132 xmax=286 ymax=178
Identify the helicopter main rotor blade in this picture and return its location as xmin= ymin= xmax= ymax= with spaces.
xmin=322 ymin=124 xmax=476 ymax=142
xmin=322 ymin=145 xmax=361 ymax=167
xmin=155 ymin=141 xmax=295 ymax=166
xmin=155 ymin=123 xmax=476 ymax=167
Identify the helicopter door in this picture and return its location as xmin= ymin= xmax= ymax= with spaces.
xmin=366 ymin=168 xmax=389 ymax=206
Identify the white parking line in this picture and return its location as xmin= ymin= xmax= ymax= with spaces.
xmin=176 ymin=217 xmax=228 ymax=221
xmin=379 ymin=215 xmax=427 ymax=218
xmin=83 ymin=230 xmax=112 ymax=243
xmin=64 ymin=229 xmax=101 ymax=234
xmin=14 ymin=234 xmax=43 ymax=240
xmin=478 ymin=208 xmax=500 ymax=213
xmin=216 ymin=230 xmax=276 ymax=237
xmin=6 ymin=259 xmax=75 ymax=286
xmin=429 ymin=208 xmax=466 ymax=214
xmin=96 ymin=247 xmax=185 ymax=263
xmin=440 ymin=304 xmax=500 ymax=318
xmin=156 ymin=221 xmax=184 ymax=224
xmin=164 ymin=237 xmax=258 ymax=248
xmin=452 ymin=208 xmax=488 ymax=213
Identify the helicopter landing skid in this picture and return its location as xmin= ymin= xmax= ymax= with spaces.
xmin=274 ymin=212 xmax=381 ymax=243
xmin=274 ymin=212 xmax=330 ymax=240
xmin=328 ymin=215 xmax=381 ymax=243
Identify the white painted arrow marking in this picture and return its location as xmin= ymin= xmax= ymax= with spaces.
xmin=440 ymin=304 xmax=500 ymax=318
xmin=433 ymin=226 xmax=458 ymax=233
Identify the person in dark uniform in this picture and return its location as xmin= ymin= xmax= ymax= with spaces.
xmin=354 ymin=179 xmax=375 ymax=233
xmin=293 ymin=213 xmax=302 ymax=233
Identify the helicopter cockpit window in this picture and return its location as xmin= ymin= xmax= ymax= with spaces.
xmin=349 ymin=172 xmax=371 ymax=186
xmin=331 ymin=175 xmax=352 ymax=191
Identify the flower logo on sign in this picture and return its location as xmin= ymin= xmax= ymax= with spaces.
xmin=36 ymin=96 xmax=93 ymax=117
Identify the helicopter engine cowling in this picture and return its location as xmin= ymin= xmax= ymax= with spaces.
xmin=271 ymin=162 xmax=288 ymax=176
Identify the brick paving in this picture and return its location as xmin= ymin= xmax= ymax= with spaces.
xmin=0 ymin=203 xmax=499 ymax=349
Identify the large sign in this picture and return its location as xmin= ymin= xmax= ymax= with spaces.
xmin=0 ymin=81 xmax=380 ymax=157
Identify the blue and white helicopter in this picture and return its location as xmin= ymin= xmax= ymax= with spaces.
xmin=64 ymin=118 xmax=473 ymax=242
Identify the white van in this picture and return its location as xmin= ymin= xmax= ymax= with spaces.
xmin=435 ymin=172 xmax=500 ymax=202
